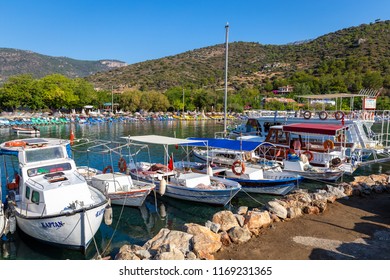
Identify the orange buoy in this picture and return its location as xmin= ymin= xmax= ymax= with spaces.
xmin=70 ymin=130 xmax=75 ymax=145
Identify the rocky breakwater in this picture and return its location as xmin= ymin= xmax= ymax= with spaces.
xmin=114 ymin=174 xmax=390 ymax=260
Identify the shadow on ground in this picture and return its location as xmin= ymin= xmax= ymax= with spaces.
xmin=307 ymin=194 xmax=390 ymax=260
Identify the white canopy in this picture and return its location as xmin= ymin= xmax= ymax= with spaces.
xmin=123 ymin=135 xmax=205 ymax=145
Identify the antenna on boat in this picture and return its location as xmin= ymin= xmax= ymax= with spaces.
xmin=223 ymin=22 xmax=229 ymax=137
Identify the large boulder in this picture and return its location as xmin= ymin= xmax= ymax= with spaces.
xmin=115 ymin=244 xmax=142 ymax=260
xmin=286 ymin=190 xmax=312 ymax=204
xmin=369 ymin=174 xmax=388 ymax=184
xmin=325 ymin=185 xmax=348 ymax=199
xmin=227 ymin=226 xmax=252 ymax=244
xmin=266 ymin=200 xmax=288 ymax=219
xmin=154 ymin=247 xmax=185 ymax=260
xmin=143 ymin=228 xmax=193 ymax=255
xmin=237 ymin=206 xmax=248 ymax=215
xmin=244 ymin=210 xmax=271 ymax=231
xmin=184 ymin=223 xmax=222 ymax=259
xmin=353 ymin=176 xmax=376 ymax=187
xmin=212 ymin=210 xmax=239 ymax=231
xmin=286 ymin=206 xmax=302 ymax=219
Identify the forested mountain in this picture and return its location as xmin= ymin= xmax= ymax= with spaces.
xmin=0 ymin=48 xmax=127 ymax=83
xmin=85 ymin=20 xmax=390 ymax=93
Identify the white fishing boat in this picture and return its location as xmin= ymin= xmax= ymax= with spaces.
xmin=72 ymin=139 xmax=155 ymax=208
xmin=180 ymin=137 xmax=302 ymax=195
xmin=89 ymin=173 xmax=155 ymax=207
xmin=11 ymin=126 xmax=40 ymax=135
xmin=174 ymin=160 xmax=301 ymax=196
xmin=123 ymin=135 xmax=242 ymax=206
xmin=0 ymin=138 xmax=108 ymax=252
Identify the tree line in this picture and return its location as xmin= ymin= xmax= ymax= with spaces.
xmin=1 ymin=69 xmax=390 ymax=113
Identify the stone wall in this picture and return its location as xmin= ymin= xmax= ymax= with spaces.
xmin=114 ymin=174 xmax=390 ymax=260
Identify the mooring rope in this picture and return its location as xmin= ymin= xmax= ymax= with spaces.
xmin=240 ymin=188 xmax=265 ymax=206
xmin=85 ymin=209 xmax=101 ymax=259
xmin=100 ymin=195 xmax=127 ymax=258
xmin=300 ymin=176 xmax=340 ymax=186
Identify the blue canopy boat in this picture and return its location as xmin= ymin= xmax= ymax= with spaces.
xmin=179 ymin=137 xmax=303 ymax=196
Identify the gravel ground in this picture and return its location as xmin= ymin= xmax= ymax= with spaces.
xmin=214 ymin=193 xmax=390 ymax=260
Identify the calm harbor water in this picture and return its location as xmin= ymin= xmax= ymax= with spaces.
xmin=0 ymin=120 xmax=386 ymax=260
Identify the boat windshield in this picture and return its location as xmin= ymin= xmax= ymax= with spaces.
xmin=25 ymin=146 xmax=64 ymax=163
xmin=27 ymin=162 xmax=72 ymax=177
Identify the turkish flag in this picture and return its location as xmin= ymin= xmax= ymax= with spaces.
xmin=168 ymin=154 xmax=174 ymax=171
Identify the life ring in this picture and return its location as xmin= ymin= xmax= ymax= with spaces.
xmin=302 ymin=151 xmax=314 ymax=162
xmin=319 ymin=111 xmax=328 ymax=120
xmin=118 ymin=157 xmax=127 ymax=173
xmin=336 ymin=134 xmax=345 ymax=142
xmin=335 ymin=111 xmax=344 ymax=120
xmin=303 ymin=111 xmax=312 ymax=119
xmin=103 ymin=165 xmax=113 ymax=174
xmin=5 ymin=140 xmax=26 ymax=148
xmin=323 ymin=139 xmax=335 ymax=150
xmin=232 ymin=160 xmax=245 ymax=176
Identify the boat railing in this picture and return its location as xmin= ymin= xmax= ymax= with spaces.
xmin=73 ymin=170 xmax=88 ymax=182
xmin=246 ymin=109 xmax=382 ymax=122
xmin=26 ymin=178 xmax=44 ymax=190
xmin=369 ymin=110 xmax=390 ymax=151
xmin=370 ymin=132 xmax=390 ymax=150
xmin=18 ymin=199 xmax=47 ymax=218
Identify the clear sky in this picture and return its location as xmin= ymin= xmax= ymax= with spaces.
xmin=0 ymin=0 xmax=389 ymax=64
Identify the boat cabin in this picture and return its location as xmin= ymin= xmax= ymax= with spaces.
xmin=261 ymin=123 xmax=351 ymax=167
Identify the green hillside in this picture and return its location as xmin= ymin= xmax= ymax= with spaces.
xmin=0 ymin=48 xmax=127 ymax=83
xmin=85 ymin=20 xmax=390 ymax=93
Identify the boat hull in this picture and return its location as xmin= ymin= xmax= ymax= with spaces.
xmin=0 ymin=207 xmax=5 ymax=237
xmin=229 ymin=178 xmax=298 ymax=195
xmin=158 ymin=183 xmax=241 ymax=206
xmin=108 ymin=189 xmax=153 ymax=207
xmin=130 ymin=173 xmax=241 ymax=206
xmin=11 ymin=126 xmax=40 ymax=135
xmin=284 ymin=170 xmax=344 ymax=182
xmin=12 ymin=200 xmax=107 ymax=251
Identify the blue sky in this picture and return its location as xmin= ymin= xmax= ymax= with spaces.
xmin=0 ymin=0 xmax=389 ymax=64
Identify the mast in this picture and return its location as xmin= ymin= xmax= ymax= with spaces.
xmin=111 ymin=85 xmax=114 ymax=113
xmin=224 ymin=23 xmax=229 ymax=136
xmin=182 ymin=88 xmax=185 ymax=115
